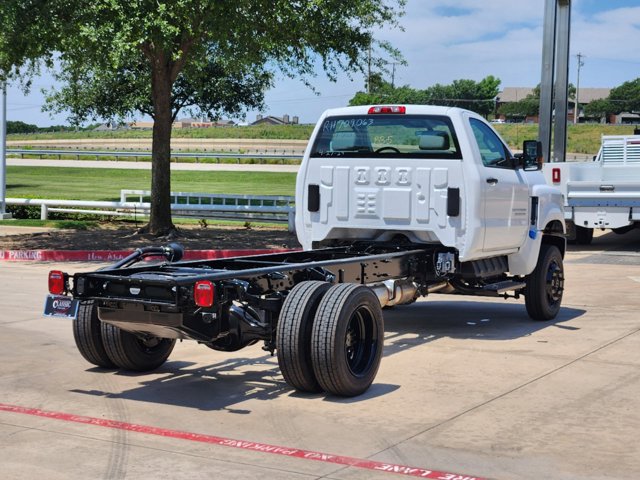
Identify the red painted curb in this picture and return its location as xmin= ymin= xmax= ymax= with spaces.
xmin=0 ymin=403 xmax=485 ymax=480
xmin=0 ymin=249 xmax=289 ymax=262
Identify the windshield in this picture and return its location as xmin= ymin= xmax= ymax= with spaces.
xmin=310 ymin=114 xmax=462 ymax=159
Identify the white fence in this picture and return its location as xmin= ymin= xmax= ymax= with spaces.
xmin=7 ymin=190 xmax=296 ymax=231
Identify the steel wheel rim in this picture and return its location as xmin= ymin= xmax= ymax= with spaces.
xmin=137 ymin=336 xmax=163 ymax=355
xmin=546 ymin=260 xmax=564 ymax=305
xmin=344 ymin=306 xmax=377 ymax=377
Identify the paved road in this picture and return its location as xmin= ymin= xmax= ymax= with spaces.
xmin=1 ymin=231 xmax=639 ymax=479
xmin=7 ymin=158 xmax=300 ymax=172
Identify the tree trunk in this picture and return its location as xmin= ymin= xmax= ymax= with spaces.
xmin=148 ymin=66 xmax=175 ymax=236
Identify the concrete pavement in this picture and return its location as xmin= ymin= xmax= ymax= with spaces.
xmin=1 ymin=232 xmax=639 ymax=479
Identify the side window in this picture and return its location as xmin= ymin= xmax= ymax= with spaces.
xmin=470 ymin=118 xmax=512 ymax=168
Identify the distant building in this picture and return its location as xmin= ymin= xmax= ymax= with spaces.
xmin=93 ymin=123 xmax=116 ymax=131
xmin=496 ymin=87 xmax=612 ymax=123
xmin=251 ymin=114 xmax=300 ymax=126
xmin=93 ymin=122 xmax=130 ymax=131
xmin=129 ymin=118 xmax=235 ymax=129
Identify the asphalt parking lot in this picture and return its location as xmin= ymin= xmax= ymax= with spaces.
xmin=1 ymin=231 xmax=639 ymax=480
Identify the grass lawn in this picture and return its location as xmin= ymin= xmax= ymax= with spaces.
xmin=8 ymin=124 xmax=314 ymax=141
xmin=6 ymin=167 xmax=297 ymax=201
xmin=495 ymin=123 xmax=637 ymax=154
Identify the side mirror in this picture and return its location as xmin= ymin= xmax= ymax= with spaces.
xmin=522 ymin=140 xmax=543 ymax=171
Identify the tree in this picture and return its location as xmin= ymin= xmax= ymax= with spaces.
xmin=7 ymin=121 xmax=38 ymax=134
xmin=608 ymin=78 xmax=640 ymax=114
xmin=1 ymin=0 xmax=405 ymax=235
xmin=434 ymin=76 xmax=501 ymax=117
xmin=583 ymin=98 xmax=614 ymax=121
xmin=498 ymin=97 xmax=539 ymax=120
xmin=349 ymin=76 xmax=501 ymax=117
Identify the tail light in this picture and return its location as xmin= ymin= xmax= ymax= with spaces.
xmin=194 ymin=280 xmax=215 ymax=307
xmin=48 ymin=270 xmax=66 ymax=295
xmin=368 ymin=106 xmax=406 ymax=114
xmin=552 ymin=167 xmax=561 ymax=183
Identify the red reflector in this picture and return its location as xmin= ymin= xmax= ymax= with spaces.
xmin=368 ymin=106 xmax=406 ymax=114
xmin=48 ymin=270 xmax=65 ymax=295
xmin=194 ymin=281 xmax=215 ymax=307
xmin=552 ymin=167 xmax=561 ymax=183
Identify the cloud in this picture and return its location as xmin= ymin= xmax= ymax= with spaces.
xmin=572 ymin=7 xmax=640 ymax=64
xmin=375 ymin=0 xmax=640 ymax=90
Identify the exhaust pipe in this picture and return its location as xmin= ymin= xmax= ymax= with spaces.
xmin=370 ymin=280 xmax=418 ymax=308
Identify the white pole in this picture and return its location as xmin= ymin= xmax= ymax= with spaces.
xmin=1 ymin=80 xmax=11 ymax=219
xmin=574 ymin=53 xmax=584 ymax=125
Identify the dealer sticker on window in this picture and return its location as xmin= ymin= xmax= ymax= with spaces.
xmin=43 ymin=295 xmax=79 ymax=319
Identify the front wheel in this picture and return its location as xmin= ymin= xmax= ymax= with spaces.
xmin=101 ymin=323 xmax=176 ymax=371
xmin=525 ymin=243 xmax=564 ymax=321
xmin=311 ymin=284 xmax=384 ymax=397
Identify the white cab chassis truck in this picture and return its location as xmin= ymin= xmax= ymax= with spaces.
xmin=544 ymin=135 xmax=640 ymax=244
xmin=45 ymin=105 xmax=566 ymax=397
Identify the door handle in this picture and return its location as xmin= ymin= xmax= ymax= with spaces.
xmin=486 ymin=178 xmax=498 ymax=185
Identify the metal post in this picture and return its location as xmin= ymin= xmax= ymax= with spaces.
xmin=538 ymin=0 xmax=557 ymax=164
xmin=1 ymin=80 xmax=12 ymax=219
xmin=553 ymin=0 xmax=571 ymax=163
xmin=574 ymin=53 xmax=584 ymax=124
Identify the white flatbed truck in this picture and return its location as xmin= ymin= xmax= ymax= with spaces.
xmin=544 ymin=135 xmax=640 ymax=244
xmin=45 ymin=105 xmax=566 ymax=397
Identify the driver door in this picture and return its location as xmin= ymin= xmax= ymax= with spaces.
xmin=469 ymin=118 xmax=529 ymax=252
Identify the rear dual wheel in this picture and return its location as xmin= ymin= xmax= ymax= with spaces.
xmin=73 ymin=300 xmax=175 ymax=371
xmin=73 ymin=300 xmax=115 ymax=368
xmin=101 ymin=323 xmax=176 ymax=371
xmin=277 ymin=281 xmax=384 ymax=397
xmin=277 ymin=281 xmax=332 ymax=393
xmin=312 ymin=284 xmax=384 ymax=397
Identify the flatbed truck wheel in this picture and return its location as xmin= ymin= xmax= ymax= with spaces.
xmin=311 ymin=283 xmax=384 ymax=397
xmin=73 ymin=300 xmax=116 ymax=368
xmin=525 ymin=244 xmax=564 ymax=321
xmin=575 ymin=225 xmax=593 ymax=245
xmin=100 ymin=323 xmax=175 ymax=371
xmin=277 ymin=281 xmax=331 ymax=393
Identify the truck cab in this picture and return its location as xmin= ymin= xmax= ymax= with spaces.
xmin=296 ymin=105 xmax=564 ymax=276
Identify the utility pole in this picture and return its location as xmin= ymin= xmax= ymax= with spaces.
xmin=574 ymin=52 xmax=585 ymax=124
xmin=389 ymin=62 xmax=399 ymax=89
xmin=1 ymin=80 xmax=12 ymax=220
xmin=367 ymin=41 xmax=372 ymax=94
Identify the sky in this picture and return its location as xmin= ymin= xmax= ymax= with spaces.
xmin=4 ymin=0 xmax=640 ymax=127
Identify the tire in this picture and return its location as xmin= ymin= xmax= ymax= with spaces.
xmin=72 ymin=301 xmax=116 ymax=368
xmin=277 ymin=281 xmax=331 ymax=393
xmin=575 ymin=225 xmax=593 ymax=245
xmin=525 ymin=244 xmax=564 ymax=321
xmin=101 ymin=323 xmax=175 ymax=371
xmin=311 ymin=283 xmax=384 ymax=397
